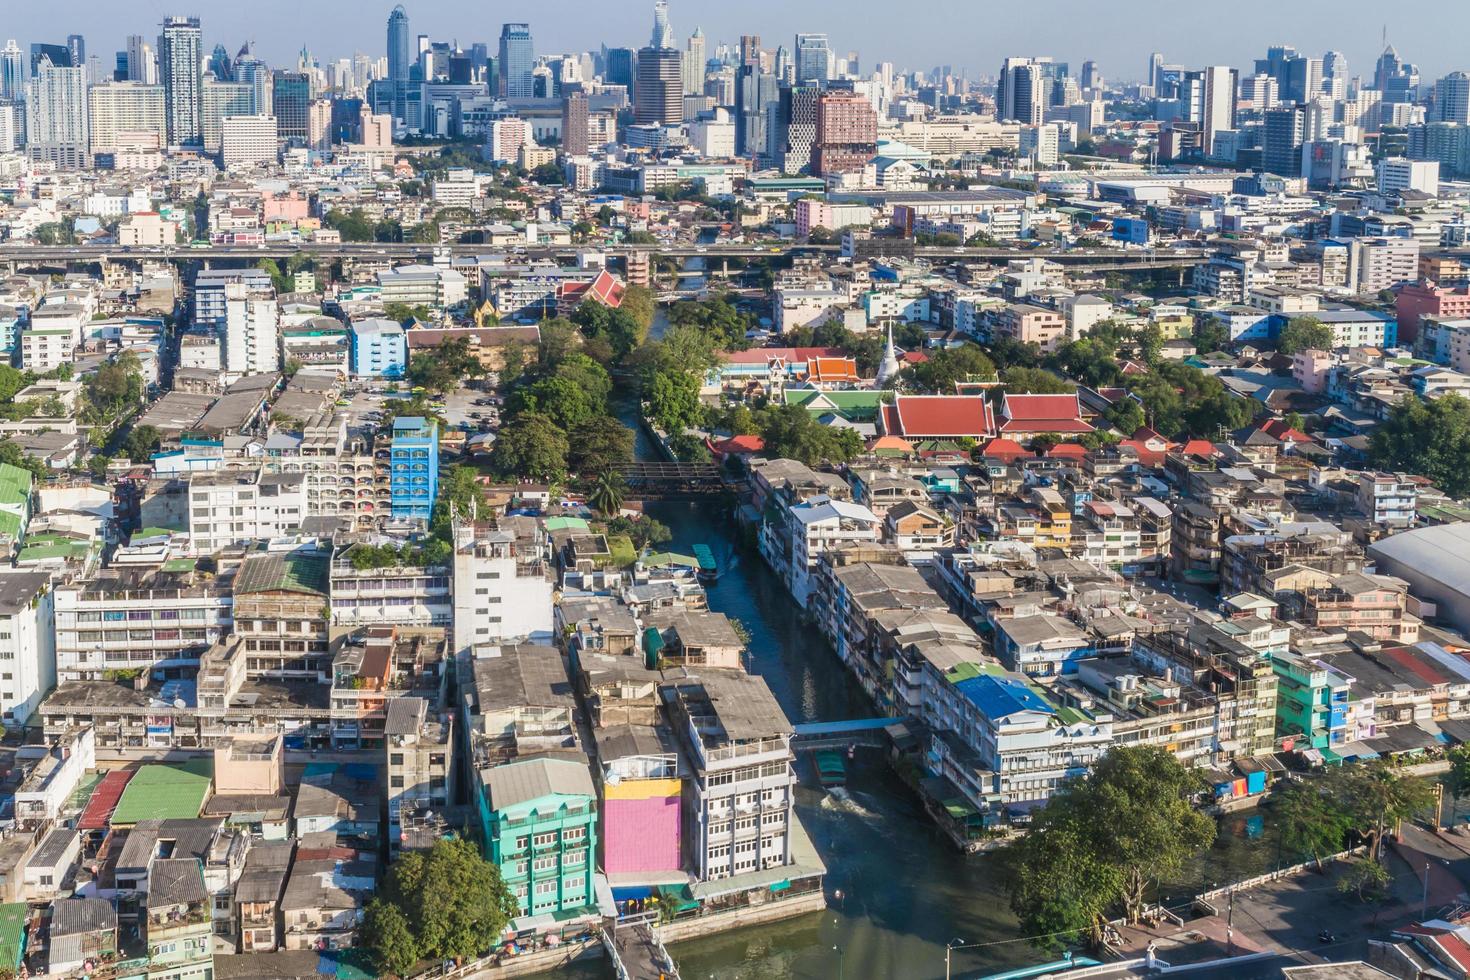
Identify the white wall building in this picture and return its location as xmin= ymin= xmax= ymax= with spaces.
xmin=451 ymin=522 xmax=555 ymax=652
xmin=220 ymin=114 xmax=279 ymax=169
xmin=186 ymin=469 xmax=306 ymax=555
xmin=0 ymin=571 xmax=56 ymax=727
xmin=222 ymin=281 xmax=281 ymax=377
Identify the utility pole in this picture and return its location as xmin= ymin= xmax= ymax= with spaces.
xmin=1423 ymin=861 xmax=1431 ymax=920
xmin=1226 ymin=887 xmax=1235 ymax=954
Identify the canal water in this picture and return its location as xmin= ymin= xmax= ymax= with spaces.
xmin=578 ymin=382 xmax=1292 ymax=979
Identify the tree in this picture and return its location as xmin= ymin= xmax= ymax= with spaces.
xmin=368 ymin=837 xmax=518 ymax=971
xmin=407 ymin=336 xmax=485 ymax=394
xmin=568 ymin=417 xmax=635 ymax=475
xmin=757 ymin=404 xmax=863 ymax=466
xmin=1002 ymin=367 xmax=1075 ymax=395
xmin=0 ymin=440 xmax=44 ymax=479
xmin=364 ymin=899 xmax=419 ymax=978
xmin=1277 ymin=316 xmax=1336 ymax=355
xmin=910 ymin=344 xmax=998 ymax=393
xmin=124 ymin=425 xmax=162 ymax=463
xmin=1370 ymin=394 xmax=1470 ymax=498
xmin=430 ymin=465 xmax=487 ymax=538
xmin=1194 ymin=316 xmax=1231 ymax=355
xmin=807 ymin=226 xmax=836 ymax=244
xmin=531 ymin=161 xmax=565 ymax=185
xmin=1337 ymin=857 xmax=1392 ymax=905
xmin=646 ymin=370 xmax=704 ymax=435
xmin=490 ymin=412 xmax=569 ymax=482
xmin=511 ymin=374 xmax=600 ymax=429
xmin=1105 ymin=398 xmax=1146 ymax=435
xmin=999 ymin=747 xmax=1213 ymax=948
xmin=1272 ymin=775 xmax=1353 ymax=873
xmin=1335 ymin=761 xmax=1437 ymax=861
xmin=620 ymin=285 xmax=656 ymax=335
xmin=1444 ymin=745 xmax=1470 ymax=829
xmin=0 ymin=365 xmax=26 ymax=404
xmin=588 ymin=470 xmax=627 ymax=515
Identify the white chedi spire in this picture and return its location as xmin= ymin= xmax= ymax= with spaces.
xmin=876 ymin=323 xmax=902 ymax=386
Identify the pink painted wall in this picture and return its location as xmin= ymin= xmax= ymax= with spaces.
xmin=604 ymin=796 xmax=681 ymax=874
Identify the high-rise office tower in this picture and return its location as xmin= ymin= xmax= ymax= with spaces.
xmin=1148 ymin=52 xmax=1163 ymax=89
xmin=997 ymin=57 xmax=1044 ymax=125
xmin=1263 ymin=104 xmax=1306 ymax=177
xmin=650 ymin=0 xmax=674 ymax=50
xmin=780 ymin=84 xmax=818 ymax=173
xmin=0 ymin=41 xmax=24 ymax=101
xmin=794 ymin=33 xmax=831 ymax=86
xmin=387 ymin=5 xmax=411 ymax=82
xmin=272 ymin=71 xmax=312 ymax=145
xmin=775 ymin=46 xmax=792 ymax=84
xmin=562 ymin=90 xmax=589 ymax=155
xmin=1323 ymin=51 xmax=1348 ymax=81
xmin=812 ymin=87 xmax=876 ymax=175
xmin=234 ymin=55 xmax=272 ymax=116
xmin=1375 ymin=44 xmax=1419 ymax=104
xmin=605 ymin=47 xmax=636 ymax=91
xmin=25 ymin=56 xmax=89 ymax=169
xmin=498 ymin=24 xmax=534 ymax=98
xmin=1080 ymin=60 xmax=1102 ymax=91
xmin=1282 ymin=56 xmax=1323 ymax=104
xmin=125 ymin=36 xmax=157 ymax=84
xmin=635 ymin=46 xmax=683 ymax=125
xmin=1438 ymin=72 xmax=1470 ymax=125
xmin=159 ymin=15 xmax=203 ymax=146
xmin=740 ymin=35 xmax=761 ymax=68
xmin=1255 ymin=44 xmax=1298 ymax=90
xmin=208 ymin=44 xmax=232 ymax=81
xmin=1180 ymin=66 xmax=1238 ymax=157
xmin=66 ymin=35 xmax=86 ymax=72
xmin=683 ymin=28 xmax=706 ymax=96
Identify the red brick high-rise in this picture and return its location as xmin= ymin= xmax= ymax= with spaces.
xmin=813 ymin=90 xmax=876 ymax=176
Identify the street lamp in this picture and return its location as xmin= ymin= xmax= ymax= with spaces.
xmin=946 ymin=938 xmax=968 ymax=980
xmin=833 ymin=944 xmax=844 ymax=980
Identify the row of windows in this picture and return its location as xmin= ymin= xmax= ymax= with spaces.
xmin=74 ymin=609 xmax=213 ymax=624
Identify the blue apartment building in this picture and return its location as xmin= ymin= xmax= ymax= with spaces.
xmin=350 ymin=318 xmax=408 ymax=378
xmin=390 ymin=417 xmax=438 ymax=521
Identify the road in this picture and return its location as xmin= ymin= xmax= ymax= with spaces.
xmin=0 ymin=241 xmax=1215 ymax=266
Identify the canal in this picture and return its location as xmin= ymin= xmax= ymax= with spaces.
xmin=582 ymin=371 xmax=1293 ymax=979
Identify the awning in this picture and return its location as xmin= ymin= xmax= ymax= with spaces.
xmin=1300 ymin=748 xmax=1325 ymax=765
xmin=768 ymin=880 xmax=791 ymax=893
xmin=1333 ymin=740 xmax=1380 ymax=761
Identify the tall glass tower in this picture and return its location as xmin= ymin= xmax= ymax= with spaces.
xmin=498 ymin=23 xmax=534 ymax=98
xmin=387 ymin=5 xmax=411 ymax=83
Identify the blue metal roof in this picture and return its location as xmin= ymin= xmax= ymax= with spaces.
xmin=953 ymin=674 xmax=1054 ymax=720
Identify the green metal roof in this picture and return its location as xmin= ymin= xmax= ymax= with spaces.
xmin=0 ymin=463 xmax=32 ymax=505
xmin=783 ymin=388 xmax=891 ymax=421
xmin=0 ymin=512 xmax=20 ymax=539
xmin=544 ymin=516 xmax=591 ymax=532
xmin=161 ymin=558 xmax=197 ymax=573
xmin=0 ymin=903 xmax=24 ymax=970
xmin=234 ymin=552 xmax=330 ymax=596
xmin=641 ymin=551 xmax=699 ymax=568
xmin=111 ymin=761 xmax=212 ymax=825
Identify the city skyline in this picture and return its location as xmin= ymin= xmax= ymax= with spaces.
xmin=3 ymin=0 xmax=1468 ymax=81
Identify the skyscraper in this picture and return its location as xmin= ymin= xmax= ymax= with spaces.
xmin=125 ymin=35 xmax=156 ymax=84
xmin=0 ymin=40 xmax=24 ymax=101
xmin=208 ymin=44 xmax=232 ymax=81
xmin=813 ymin=88 xmax=876 ymax=176
xmin=159 ymin=15 xmax=203 ymax=147
xmin=635 ymin=46 xmax=683 ymax=126
xmin=997 ymin=58 xmax=1044 ymax=126
xmin=234 ymin=54 xmax=272 ymax=116
xmin=650 ymin=0 xmax=674 ymax=50
xmin=605 ymin=48 xmax=636 ymax=92
xmin=1184 ymin=66 xmax=1238 ymax=158
xmin=498 ymin=23 xmax=534 ymax=98
xmin=25 ymin=56 xmax=89 ymax=169
xmin=562 ymin=90 xmax=589 ymax=156
xmin=66 ymin=35 xmax=86 ymax=72
xmin=272 ymin=71 xmax=312 ymax=146
xmin=387 ymin=5 xmax=411 ymax=82
xmin=1263 ymin=104 xmax=1305 ymax=177
xmin=794 ymin=34 xmax=831 ymax=86
xmin=88 ymin=81 xmax=167 ymax=156
xmin=1438 ymin=72 xmax=1470 ymax=126
xmin=683 ymin=28 xmax=706 ymax=96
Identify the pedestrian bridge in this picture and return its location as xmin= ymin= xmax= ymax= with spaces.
xmin=619 ymin=461 xmax=725 ymax=497
xmin=792 ymin=717 xmax=896 ymax=750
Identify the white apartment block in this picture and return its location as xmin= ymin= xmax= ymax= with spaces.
xmin=1377 ymin=158 xmax=1439 ymax=196
xmin=223 ymin=281 xmax=281 ymax=377
xmin=54 ymin=571 xmax=233 ymax=681
xmin=220 ymin=114 xmax=279 ymax=169
xmin=451 ymin=522 xmax=555 ymax=652
xmin=0 ymin=571 xmax=56 ymax=727
xmin=187 ymin=469 xmax=305 ymax=554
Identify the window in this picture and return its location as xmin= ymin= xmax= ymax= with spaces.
xmin=533 ymin=855 xmax=556 ymax=872
xmin=390 ymin=776 xmax=403 ymax=788
xmin=534 ymin=880 xmax=557 ymax=895
xmin=532 ymin=831 xmax=557 ymax=847
xmin=390 ymin=753 xmax=404 ymax=766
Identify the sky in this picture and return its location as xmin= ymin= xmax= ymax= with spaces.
xmin=6 ymin=0 xmax=1470 ymax=82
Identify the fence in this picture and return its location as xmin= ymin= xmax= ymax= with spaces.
xmin=1193 ymin=845 xmax=1367 ymax=905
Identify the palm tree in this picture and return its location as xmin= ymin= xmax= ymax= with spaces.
xmin=588 ymin=471 xmax=627 ymax=515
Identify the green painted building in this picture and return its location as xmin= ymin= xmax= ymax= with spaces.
xmin=479 ymin=756 xmax=598 ymax=919
xmin=1270 ymin=651 xmax=1349 ymax=751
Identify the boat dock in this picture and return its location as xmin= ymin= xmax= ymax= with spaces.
xmin=603 ymin=914 xmax=680 ymax=980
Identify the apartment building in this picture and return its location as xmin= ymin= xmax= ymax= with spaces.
xmin=451 ymin=521 xmax=555 ymax=651
xmin=385 ymin=695 xmax=453 ymax=855
xmin=1355 ymin=472 xmax=1418 ymax=526
xmin=0 ymin=571 xmax=55 ymax=726
xmin=186 ymin=469 xmax=305 ymax=554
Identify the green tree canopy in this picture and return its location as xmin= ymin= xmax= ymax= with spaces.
xmin=1369 ymin=393 xmax=1470 ymax=497
xmin=490 ymin=412 xmax=569 ymax=482
xmin=910 ymin=344 xmax=998 ymax=393
xmin=1002 ymin=367 xmax=1076 ymax=395
xmin=757 ymin=404 xmax=864 ymax=466
xmin=365 ymin=837 xmax=518 ymax=975
xmin=568 ymin=416 xmax=635 ymax=475
xmin=407 ymin=336 xmax=485 ymax=394
xmin=1277 ymin=316 xmax=1336 ymax=355
xmin=646 ymin=370 xmax=704 ymax=435
xmin=999 ymin=747 xmax=1213 ymax=948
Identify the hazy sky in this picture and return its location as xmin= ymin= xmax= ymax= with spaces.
xmin=7 ymin=0 xmax=1470 ymax=82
